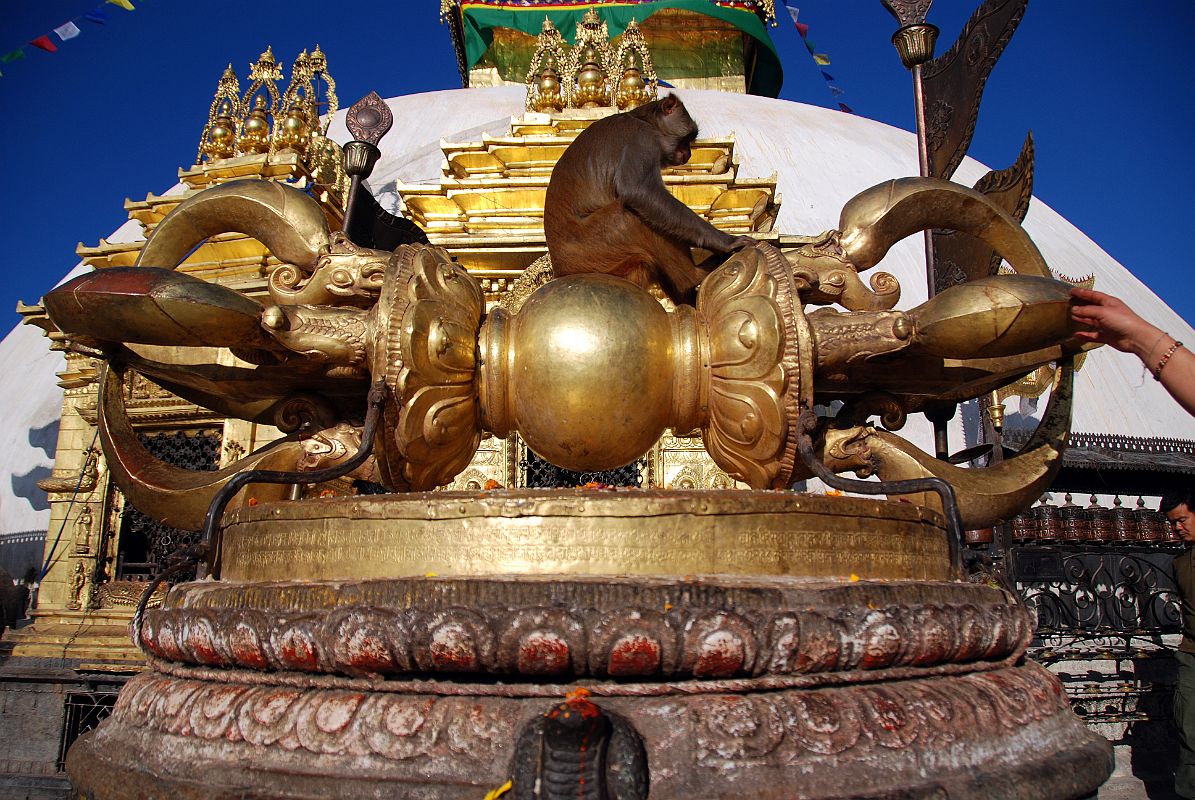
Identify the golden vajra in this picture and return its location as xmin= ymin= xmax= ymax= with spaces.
xmin=43 ymin=176 xmax=1088 ymax=531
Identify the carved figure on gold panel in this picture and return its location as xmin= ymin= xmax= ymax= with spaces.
xmin=73 ymin=506 xmax=94 ymax=555
xmin=67 ymin=560 xmax=86 ymax=611
xmin=41 ymin=175 xmax=1092 ymax=533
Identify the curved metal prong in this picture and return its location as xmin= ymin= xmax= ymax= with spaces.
xmin=821 ymin=359 xmax=1073 ymax=530
xmin=98 ymin=365 xmax=306 ymax=531
xmin=44 ymin=267 xmax=274 ymax=350
xmin=136 ymin=179 xmax=331 ymax=272
xmin=838 ymin=177 xmax=1050 ymax=278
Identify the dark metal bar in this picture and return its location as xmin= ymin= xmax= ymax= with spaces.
xmin=341 ymin=92 xmax=393 ymax=240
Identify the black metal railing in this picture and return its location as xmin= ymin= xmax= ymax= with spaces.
xmin=521 ymin=448 xmax=642 ymax=489
xmin=57 ymin=691 xmax=118 ymax=771
xmin=115 ymin=430 xmax=221 ymax=580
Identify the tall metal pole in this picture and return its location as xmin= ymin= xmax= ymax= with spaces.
xmin=910 ymin=58 xmax=936 ymax=300
xmin=886 ymin=15 xmax=940 ymax=297
xmin=881 ymin=2 xmax=951 ymax=458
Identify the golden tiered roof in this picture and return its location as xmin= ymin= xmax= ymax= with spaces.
xmin=76 ymin=153 xmax=341 ymax=296
xmin=397 ymin=109 xmax=780 ymax=285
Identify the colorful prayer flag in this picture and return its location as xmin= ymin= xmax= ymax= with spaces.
xmin=30 ymin=36 xmax=58 ymax=53
xmin=84 ymin=9 xmax=109 ymax=23
xmin=813 ymin=53 xmax=831 ymax=66
xmin=804 ymin=39 xmax=816 ymax=54
xmin=54 ymin=21 xmax=82 ymax=41
xmin=784 ymin=1 xmax=807 ymax=36
xmin=0 ymin=49 xmax=25 ymax=63
xmin=820 ymin=70 xmax=834 ymax=81
xmin=106 ymin=0 xmax=136 ymax=10
xmin=829 ymin=85 xmax=845 ymax=97
xmin=838 ymin=102 xmax=854 ymax=113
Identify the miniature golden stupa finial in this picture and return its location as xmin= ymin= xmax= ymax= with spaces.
xmin=267 ymin=46 xmax=345 ymax=203
xmin=306 ymin=44 xmax=338 ymax=134
xmin=197 ymin=64 xmax=241 ymax=164
xmin=525 ymin=17 xmax=567 ymax=112
xmin=274 ymin=44 xmax=339 ymax=155
xmin=562 ymin=8 xmax=613 ymax=108
xmin=613 ymin=18 xmax=657 ymax=110
xmin=274 ymin=56 xmax=312 ymax=154
xmin=236 ymin=47 xmax=283 ymax=157
xmin=237 ymin=95 xmax=272 ymax=154
xmin=249 ymin=46 xmax=283 ymax=83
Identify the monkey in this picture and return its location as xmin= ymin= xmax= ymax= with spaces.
xmin=544 ymin=94 xmax=755 ymax=304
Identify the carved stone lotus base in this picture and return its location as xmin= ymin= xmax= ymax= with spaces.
xmin=66 ymin=492 xmax=1112 ymax=797
xmin=68 ymin=660 xmax=1108 ymax=799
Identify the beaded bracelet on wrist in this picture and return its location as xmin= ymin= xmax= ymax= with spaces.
xmin=1154 ymin=338 xmax=1183 ymax=381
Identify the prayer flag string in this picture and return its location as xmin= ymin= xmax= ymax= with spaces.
xmin=783 ymin=1 xmax=852 ymax=113
xmin=1 ymin=0 xmax=140 ymax=79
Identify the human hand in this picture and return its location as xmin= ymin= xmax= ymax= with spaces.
xmin=1069 ymin=286 xmax=1162 ymax=357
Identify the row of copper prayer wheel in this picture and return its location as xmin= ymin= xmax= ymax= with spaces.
xmin=1008 ymin=502 xmax=1179 ymax=544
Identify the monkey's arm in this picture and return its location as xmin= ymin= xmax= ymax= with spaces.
xmin=614 ymin=145 xmax=741 ymax=253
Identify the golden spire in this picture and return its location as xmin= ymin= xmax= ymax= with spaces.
xmin=306 ymin=44 xmax=339 ymax=135
xmin=613 ymin=18 xmax=657 ymax=110
xmin=198 ymin=64 xmax=241 ymax=164
xmin=270 ymin=45 xmax=346 ymax=204
xmin=249 ymin=45 xmax=283 ymax=85
xmin=274 ymin=49 xmax=311 ymax=154
xmin=525 ymin=18 xmax=567 ymax=113
xmin=563 ymin=9 xmax=614 ymax=108
xmin=244 ymin=47 xmax=284 ymax=111
xmin=237 ymin=46 xmax=283 ymax=155
xmin=275 ymin=44 xmax=339 ymax=154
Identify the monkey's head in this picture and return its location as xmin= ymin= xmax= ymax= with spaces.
xmin=630 ymin=93 xmax=698 ymax=168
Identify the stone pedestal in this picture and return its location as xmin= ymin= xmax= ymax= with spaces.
xmin=66 ymin=490 xmax=1113 ymax=798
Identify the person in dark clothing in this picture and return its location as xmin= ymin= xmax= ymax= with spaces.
xmin=1166 ymin=488 xmax=1195 ymax=798
xmin=0 ymin=566 xmax=21 ymax=636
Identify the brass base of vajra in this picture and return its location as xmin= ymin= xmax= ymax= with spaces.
xmin=68 ymin=491 xmax=1111 ymax=799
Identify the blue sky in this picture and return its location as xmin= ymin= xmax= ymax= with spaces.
xmin=2 ymin=1 xmax=1192 ymax=329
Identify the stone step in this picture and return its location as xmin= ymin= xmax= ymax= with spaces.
xmin=1 ymin=618 xmax=143 ymax=665
xmin=8 ymin=643 xmax=143 ymax=663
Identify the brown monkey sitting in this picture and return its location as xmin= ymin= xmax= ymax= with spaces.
xmin=544 ymin=94 xmax=754 ymax=304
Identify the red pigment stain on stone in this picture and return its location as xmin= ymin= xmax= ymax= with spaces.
xmin=693 ymin=631 xmax=745 ymax=677
xmin=608 ymin=634 xmax=661 ymax=676
xmin=155 ymin=621 xmax=186 ymax=661
xmin=345 ymin=631 xmax=393 ymax=672
xmin=872 ymin=695 xmax=906 ymax=731
xmin=517 ymin=632 xmax=571 ymax=675
xmin=549 ymin=688 xmax=601 ymax=721
xmin=229 ymin=626 xmax=269 ymax=670
xmin=278 ymin=632 xmax=319 ymax=671
xmin=187 ymin=622 xmax=222 ymax=665
xmin=429 ymin=624 xmax=478 ymax=671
